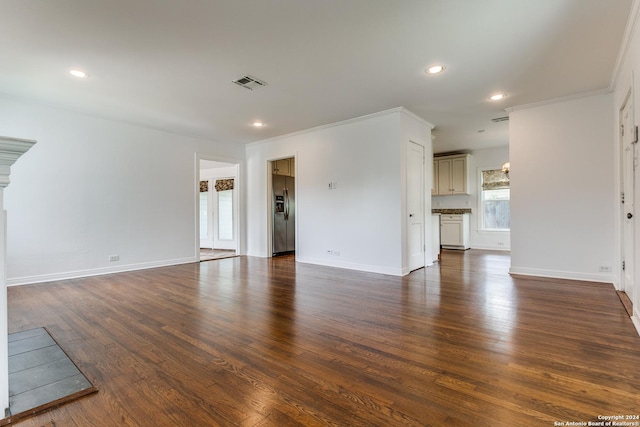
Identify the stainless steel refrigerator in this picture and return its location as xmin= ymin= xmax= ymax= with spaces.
xmin=272 ymin=174 xmax=295 ymax=255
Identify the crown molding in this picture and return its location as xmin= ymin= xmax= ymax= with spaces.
xmin=247 ymin=107 xmax=434 ymax=148
xmin=399 ymin=107 xmax=435 ymax=130
xmin=505 ymin=88 xmax=612 ymax=113
xmin=0 ymin=136 xmax=37 ymax=188
xmin=610 ymin=0 xmax=640 ymax=90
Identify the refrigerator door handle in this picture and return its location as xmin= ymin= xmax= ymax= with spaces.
xmin=284 ymin=187 xmax=289 ymax=220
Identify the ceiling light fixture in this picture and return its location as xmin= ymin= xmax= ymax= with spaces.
xmin=253 ymin=121 xmax=264 ymax=127
xmin=425 ymin=65 xmax=445 ymax=75
xmin=69 ymin=69 xmax=89 ymax=79
xmin=490 ymin=93 xmax=506 ymax=101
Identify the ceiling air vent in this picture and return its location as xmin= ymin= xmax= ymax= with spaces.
xmin=232 ymin=75 xmax=267 ymax=90
xmin=491 ymin=116 xmax=509 ymax=123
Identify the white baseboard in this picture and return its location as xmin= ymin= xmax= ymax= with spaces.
xmin=8 ymin=257 xmax=197 ymax=286
xmin=508 ymin=266 xmax=614 ymax=284
xmin=296 ymin=256 xmax=404 ymax=276
xmin=632 ymin=311 xmax=640 ymax=337
xmin=470 ymin=244 xmax=510 ymax=251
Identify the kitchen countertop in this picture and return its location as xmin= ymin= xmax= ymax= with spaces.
xmin=432 ymin=208 xmax=472 ymax=214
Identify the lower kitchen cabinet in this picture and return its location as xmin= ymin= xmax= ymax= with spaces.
xmin=440 ymin=214 xmax=470 ymax=250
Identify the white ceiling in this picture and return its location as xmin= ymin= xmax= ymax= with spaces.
xmin=0 ymin=0 xmax=632 ymax=153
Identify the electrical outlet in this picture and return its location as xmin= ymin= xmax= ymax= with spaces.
xmin=598 ymin=265 xmax=611 ymax=272
xmin=109 ymin=255 xmax=120 ymax=262
xmin=326 ymin=249 xmax=333 ymax=255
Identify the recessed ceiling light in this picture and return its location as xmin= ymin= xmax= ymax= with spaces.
xmin=253 ymin=121 xmax=264 ymax=127
xmin=490 ymin=93 xmax=506 ymax=101
xmin=69 ymin=69 xmax=89 ymax=79
xmin=425 ymin=65 xmax=445 ymax=75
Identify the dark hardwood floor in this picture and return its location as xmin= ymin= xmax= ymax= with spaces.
xmin=6 ymin=250 xmax=640 ymax=426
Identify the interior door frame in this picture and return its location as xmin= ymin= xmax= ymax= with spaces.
xmin=195 ymin=153 xmax=242 ymax=261
xmin=199 ymin=179 xmax=214 ymax=249
xmin=267 ymin=155 xmax=297 ymax=258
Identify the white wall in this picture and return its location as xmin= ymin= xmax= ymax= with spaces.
xmin=0 ymin=95 xmax=244 ymax=285
xmin=508 ymin=93 xmax=616 ymax=283
xmin=432 ymin=146 xmax=510 ymax=250
xmin=612 ymin=0 xmax=640 ymax=331
xmin=201 ymin=165 xmax=236 ymax=179
xmin=245 ymin=108 xmax=432 ymax=276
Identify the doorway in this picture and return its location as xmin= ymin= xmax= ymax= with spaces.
xmin=270 ymin=157 xmax=296 ymax=256
xmin=620 ymin=90 xmax=635 ymax=311
xmin=197 ymin=157 xmax=240 ymax=261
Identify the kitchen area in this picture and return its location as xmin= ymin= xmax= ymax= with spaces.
xmin=431 ymin=147 xmax=511 ymax=257
xmin=272 ymin=157 xmax=296 ymax=256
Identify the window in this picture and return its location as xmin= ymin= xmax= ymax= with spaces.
xmin=214 ymin=178 xmax=235 ymax=241
xmin=480 ymin=169 xmax=510 ymax=230
xmin=217 ymin=190 xmax=233 ymax=240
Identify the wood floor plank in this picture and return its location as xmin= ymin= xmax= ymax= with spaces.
xmin=6 ymin=250 xmax=640 ymax=426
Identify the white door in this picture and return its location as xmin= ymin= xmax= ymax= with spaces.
xmin=213 ymin=186 xmax=236 ymax=250
xmin=621 ymin=93 xmax=635 ymax=305
xmin=407 ymin=142 xmax=425 ymax=271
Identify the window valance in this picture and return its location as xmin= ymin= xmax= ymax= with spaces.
xmin=215 ymin=179 xmax=234 ymax=192
xmin=482 ymin=169 xmax=509 ymax=190
xmin=199 ymin=181 xmax=208 ymax=193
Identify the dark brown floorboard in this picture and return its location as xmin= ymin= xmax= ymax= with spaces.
xmin=617 ymin=290 xmax=634 ymax=317
xmin=6 ymin=250 xmax=640 ymax=426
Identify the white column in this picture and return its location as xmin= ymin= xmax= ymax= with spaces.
xmin=0 ymin=136 xmax=36 ymax=415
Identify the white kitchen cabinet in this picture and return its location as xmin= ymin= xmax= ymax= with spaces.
xmin=273 ymin=158 xmax=295 ymax=176
xmin=440 ymin=214 xmax=470 ymax=249
xmin=433 ymin=154 xmax=469 ymax=195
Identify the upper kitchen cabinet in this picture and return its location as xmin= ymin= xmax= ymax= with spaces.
xmin=273 ymin=158 xmax=295 ymax=176
xmin=433 ymin=154 xmax=470 ymax=195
